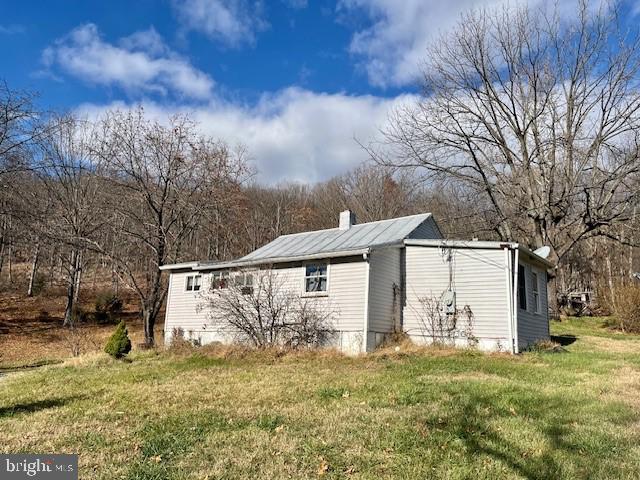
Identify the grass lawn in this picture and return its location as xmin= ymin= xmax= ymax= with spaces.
xmin=1 ymin=319 xmax=640 ymax=479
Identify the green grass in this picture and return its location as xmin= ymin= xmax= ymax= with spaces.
xmin=1 ymin=320 xmax=640 ymax=479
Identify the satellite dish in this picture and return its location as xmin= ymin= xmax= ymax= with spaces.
xmin=533 ymin=246 xmax=551 ymax=259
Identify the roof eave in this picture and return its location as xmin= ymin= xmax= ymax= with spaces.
xmin=404 ymin=239 xmax=555 ymax=268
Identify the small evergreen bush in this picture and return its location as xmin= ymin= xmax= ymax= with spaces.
xmin=105 ymin=321 xmax=132 ymax=358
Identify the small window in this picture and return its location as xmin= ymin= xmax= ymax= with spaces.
xmin=211 ymin=271 xmax=230 ymax=289
xmin=304 ymin=263 xmax=328 ymax=293
xmin=517 ymin=265 xmax=527 ymax=310
xmin=532 ymin=271 xmax=540 ymax=314
xmin=233 ymin=272 xmax=254 ymax=294
xmin=186 ymin=275 xmax=202 ymax=292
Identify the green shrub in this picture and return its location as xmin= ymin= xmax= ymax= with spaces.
xmin=94 ymin=291 xmax=123 ymax=324
xmin=104 ymin=321 xmax=132 ymax=359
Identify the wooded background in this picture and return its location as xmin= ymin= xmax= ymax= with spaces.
xmin=1 ymin=1 xmax=639 ymax=344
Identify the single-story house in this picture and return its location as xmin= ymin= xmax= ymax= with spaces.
xmin=161 ymin=211 xmax=552 ymax=354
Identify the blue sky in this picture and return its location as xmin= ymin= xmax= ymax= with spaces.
xmin=2 ymin=0 xmax=639 ymax=182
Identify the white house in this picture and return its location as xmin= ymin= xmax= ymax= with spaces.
xmin=160 ymin=211 xmax=552 ymax=354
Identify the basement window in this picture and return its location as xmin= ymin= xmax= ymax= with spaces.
xmin=186 ymin=275 xmax=202 ymax=292
xmin=532 ymin=271 xmax=540 ymax=314
xmin=517 ymin=265 xmax=527 ymax=311
xmin=304 ymin=263 xmax=328 ymax=293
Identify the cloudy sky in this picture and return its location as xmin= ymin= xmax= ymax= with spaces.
xmin=2 ymin=0 xmax=638 ymax=182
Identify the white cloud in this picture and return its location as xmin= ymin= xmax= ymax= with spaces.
xmin=172 ymin=0 xmax=268 ymax=47
xmin=43 ymin=24 xmax=214 ymax=99
xmin=338 ymin=0 xmax=610 ymax=88
xmin=76 ymin=88 xmax=415 ymax=183
xmin=338 ymin=0 xmax=513 ymax=88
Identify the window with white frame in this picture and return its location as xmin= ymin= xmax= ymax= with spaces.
xmin=304 ymin=263 xmax=328 ymax=293
xmin=532 ymin=271 xmax=540 ymax=313
xmin=211 ymin=270 xmax=230 ymax=289
xmin=185 ymin=274 xmax=202 ymax=292
xmin=233 ymin=271 xmax=254 ymax=294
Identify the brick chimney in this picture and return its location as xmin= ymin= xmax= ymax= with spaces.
xmin=339 ymin=210 xmax=356 ymax=230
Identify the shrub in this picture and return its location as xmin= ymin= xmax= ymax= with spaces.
xmin=94 ymin=291 xmax=123 ymax=324
xmin=205 ymin=270 xmax=336 ymax=349
xmin=526 ymin=340 xmax=566 ymax=353
xmin=611 ymin=284 xmax=640 ymax=333
xmin=104 ymin=321 xmax=132 ymax=358
xmin=72 ymin=305 xmax=89 ymax=323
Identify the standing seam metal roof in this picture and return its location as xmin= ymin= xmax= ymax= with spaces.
xmin=239 ymin=213 xmax=436 ymax=262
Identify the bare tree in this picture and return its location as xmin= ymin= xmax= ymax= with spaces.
xmin=95 ymin=108 xmax=250 ymax=346
xmin=203 ymin=269 xmax=336 ymax=349
xmin=28 ymin=116 xmax=105 ymax=325
xmin=374 ymin=2 xmax=640 ymax=271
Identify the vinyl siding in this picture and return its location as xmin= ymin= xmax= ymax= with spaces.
xmin=163 ymin=257 xmax=368 ymax=347
xmin=403 ymin=245 xmax=511 ymax=347
xmin=367 ymin=247 xmax=401 ymax=333
xmin=516 ymin=262 xmax=550 ymax=349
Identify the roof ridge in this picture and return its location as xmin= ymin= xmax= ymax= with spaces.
xmin=276 ymin=212 xmax=432 ymax=239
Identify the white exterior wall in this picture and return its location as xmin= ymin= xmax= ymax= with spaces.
xmin=163 ymin=257 xmax=368 ymax=354
xmin=366 ymin=247 xmax=402 ymax=349
xmin=516 ymin=260 xmax=550 ymax=349
xmin=403 ymin=245 xmax=513 ymax=351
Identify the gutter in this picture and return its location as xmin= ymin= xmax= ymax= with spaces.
xmin=160 ymin=247 xmax=376 ymax=272
xmin=404 ymin=239 xmax=554 ymax=269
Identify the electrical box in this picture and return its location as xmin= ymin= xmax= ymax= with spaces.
xmin=442 ymin=290 xmax=456 ymax=315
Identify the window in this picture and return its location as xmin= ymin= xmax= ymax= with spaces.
xmin=211 ymin=271 xmax=230 ymax=289
xmin=517 ymin=265 xmax=527 ymax=310
xmin=185 ymin=275 xmax=202 ymax=292
xmin=304 ymin=263 xmax=328 ymax=293
xmin=233 ymin=272 xmax=254 ymax=294
xmin=532 ymin=271 xmax=540 ymax=314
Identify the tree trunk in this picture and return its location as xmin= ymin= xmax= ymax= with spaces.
xmin=63 ymin=249 xmax=80 ymax=326
xmin=73 ymin=250 xmax=83 ymax=304
xmin=27 ymin=241 xmax=41 ymax=297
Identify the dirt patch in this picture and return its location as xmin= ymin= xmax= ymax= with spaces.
xmin=0 ymin=291 xmax=163 ymax=367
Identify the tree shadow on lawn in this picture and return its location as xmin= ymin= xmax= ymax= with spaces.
xmin=423 ymin=385 xmax=634 ymax=479
xmin=0 ymin=396 xmax=84 ymax=419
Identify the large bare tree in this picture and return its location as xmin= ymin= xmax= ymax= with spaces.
xmin=29 ymin=115 xmax=105 ymax=325
xmin=95 ymin=109 xmax=250 ymax=346
xmin=374 ymin=1 xmax=640 ymax=270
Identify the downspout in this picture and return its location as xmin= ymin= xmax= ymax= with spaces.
xmin=362 ymin=251 xmax=371 ymax=353
xmin=504 ymin=247 xmax=515 ymax=354
xmin=512 ymin=249 xmax=520 ymax=354
xmin=164 ymin=272 xmax=174 ymax=345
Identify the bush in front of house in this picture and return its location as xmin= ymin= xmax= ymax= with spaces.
xmin=94 ymin=291 xmax=124 ymax=324
xmin=610 ymin=284 xmax=640 ymax=333
xmin=105 ymin=321 xmax=132 ymax=358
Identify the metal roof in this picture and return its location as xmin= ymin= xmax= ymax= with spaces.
xmin=239 ymin=213 xmax=435 ymax=263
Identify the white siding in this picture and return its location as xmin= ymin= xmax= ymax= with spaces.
xmin=403 ymin=245 xmax=512 ymax=351
xmin=367 ymin=247 xmax=402 ymax=335
xmin=163 ymin=257 xmax=368 ymax=353
xmin=516 ymin=261 xmax=550 ymax=349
